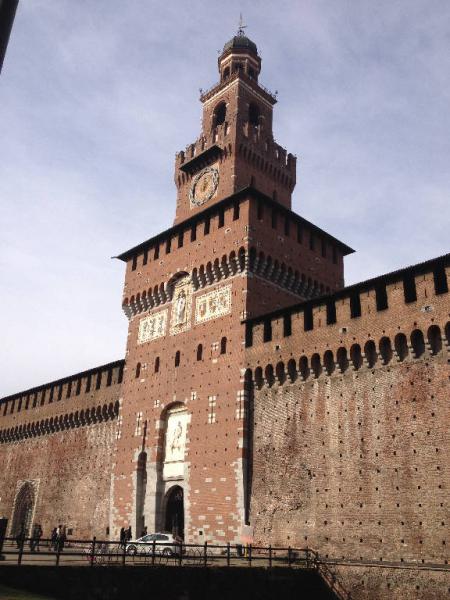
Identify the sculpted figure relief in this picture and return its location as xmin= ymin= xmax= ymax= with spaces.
xmin=175 ymin=291 xmax=186 ymax=325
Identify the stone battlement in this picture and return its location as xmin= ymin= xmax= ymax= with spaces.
xmin=0 ymin=359 xmax=124 ymax=421
xmin=244 ymin=254 xmax=449 ymax=384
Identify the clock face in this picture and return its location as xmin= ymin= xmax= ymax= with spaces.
xmin=189 ymin=167 xmax=219 ymax=207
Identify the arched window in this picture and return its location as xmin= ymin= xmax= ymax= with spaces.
xmin=427 ymin=325 xmax=442 ymax=355
xmin=175 ymin=351 xmax=180 ymax=367
xmin=299 ymin=356 xmax=309 ymax=380
xmin=337 ymin=347 xmax=349 ymax=373
xmin=264 ymin=364 xmax=275 ymax=387
xmin=311 ymin=353 xmax=322 ymax=378
xmin=154 ymin=357 xmax=160 ymax=373
xmin=248 ymin=103 xmax=260 ymax=127
xmin=213 ymin=102 xmax=226 ymax=127
xmin=364 ymin=340 xmax=377 ymax=368
xmin=135 ymin=363 xmax=141 ymax=378
xmin=323 ymin=350 xmax=334 ymax=375
xmin=411 ymin=329 xmax=425 ymax=358
xmin=220 ymin=337 xmax=227 ymax=354
xmin=379 ymin=337 xmax=393 ymax=365
xmin=350 ymin=344 xmax=363 ymax=370
xmin=287 ymin=359 xmax=297 ymax=382
xmin=222 ymin=66 xmax=230 ymax=80
xmin=196 ymin=344 xmax=203 ymax=361
xmin=394 ymin=333 xmax=409 ymax=362
xmin=275 ymin=362 xmax=285 ymax=385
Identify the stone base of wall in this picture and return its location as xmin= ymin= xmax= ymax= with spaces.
xmin=332 ymin=564 xmax=449 ymax=600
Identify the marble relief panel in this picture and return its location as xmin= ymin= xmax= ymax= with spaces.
xmin=137 ymin=309 xmax=168 ymax=344
xmin=170 ymin=277 xmax=193 ymax=336
xmin=195 ymin=284 xmax=232 ymax=324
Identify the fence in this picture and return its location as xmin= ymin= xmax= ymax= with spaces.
xmin=0 ymin=536 xmax=315 ymax=570
xmin=3 ymin=537 xmax=448 ymax=600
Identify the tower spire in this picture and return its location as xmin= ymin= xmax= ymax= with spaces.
xmin=237 ymin=13 xmax=247 ymax=36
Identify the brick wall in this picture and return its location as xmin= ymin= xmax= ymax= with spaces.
xmin=0 ymin=361 xmax=123 ymax=538
xmin=244 ymin=258 xmax=449 ymax=598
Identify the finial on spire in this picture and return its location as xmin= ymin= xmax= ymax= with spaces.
xmin=237 ymin=13 xmax=247 ymax=36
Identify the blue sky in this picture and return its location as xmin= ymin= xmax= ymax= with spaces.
xmin=1 ymin=1 xmax=449 ymax=396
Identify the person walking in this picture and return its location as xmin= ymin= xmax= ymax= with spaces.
xmin=50 ymin=527 xmax=57 ymax=551
xmin=119 ymin=527 xmax=126 ymax=549
xmin=35 ymin=524 xmax=43 ymax=553
xmin=29 ymin=524 xmax=38 ymax=552
xmin=16 ymin=524 xmax=25 ymax=549
xmin=126 ymin=526 xmax=132 ymax=542
xmin=57 ymin=526 xmax=66 ymax=553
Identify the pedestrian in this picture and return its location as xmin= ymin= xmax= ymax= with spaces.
xmin=29 ymin=524 xmax=38 ymax=552
xmin=35 ymin=524 xmax=43 ymax=553
xmin=16 ymin=524 xmax=25 ymax=549
xmin=50 ymin=527 xmax=57 ymax=551
xmin=57 ymin=526 xmax=66 ymax=553
xmin=126 ymin=526 xmax=132 ymax=542
xmin=119 ymin=526 xmax=126 ymax=549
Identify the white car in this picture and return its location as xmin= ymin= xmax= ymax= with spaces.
xmin=126 ymin=532 xmax=181 ymax=556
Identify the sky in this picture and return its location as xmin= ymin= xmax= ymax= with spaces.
xmin=1 ymin=0 xmax=449 ymax=396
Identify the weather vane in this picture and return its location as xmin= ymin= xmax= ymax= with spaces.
xmin=237 ymin=13 xmax=247 ymax=36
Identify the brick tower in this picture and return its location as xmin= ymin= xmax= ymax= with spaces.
xmin=112 ymin=29 xmax=352 ymax=543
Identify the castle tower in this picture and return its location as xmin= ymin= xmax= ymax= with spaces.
xmin=174 ymin=30 xmax=297 ymax=225
xmin=112 ymin=29 xmax=352 ymax=544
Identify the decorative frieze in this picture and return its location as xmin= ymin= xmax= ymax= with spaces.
xmin=195 ymin=284 xmax=232 ymax=324
xmin=137 ymin=309 xmax=168 ymax=344
xmin=123 ymin=247 xmax=326 ymax=322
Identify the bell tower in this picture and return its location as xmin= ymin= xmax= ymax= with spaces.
xmin=174 ymin=27 xmax=297 ymax=224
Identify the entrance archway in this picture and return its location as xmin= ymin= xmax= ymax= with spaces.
xmin=164 ymin=486 xmax=184 ymax=539
xmin=11 ymin=482 xmax=35 ymax=537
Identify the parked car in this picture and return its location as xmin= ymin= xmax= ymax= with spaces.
xmin=126 ymin=533 xmax=181 ymax=556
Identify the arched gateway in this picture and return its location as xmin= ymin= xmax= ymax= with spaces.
xmin=10 ymin=482 xmax=35 ymax=537
xmin=164 ymin=485 xmax=184 ymax=539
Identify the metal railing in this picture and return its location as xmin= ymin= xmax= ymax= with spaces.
xmin=0 ymin=537 xmax=314 ymax=569
xmin=3 ymin=537 xmax=448 ymax=600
